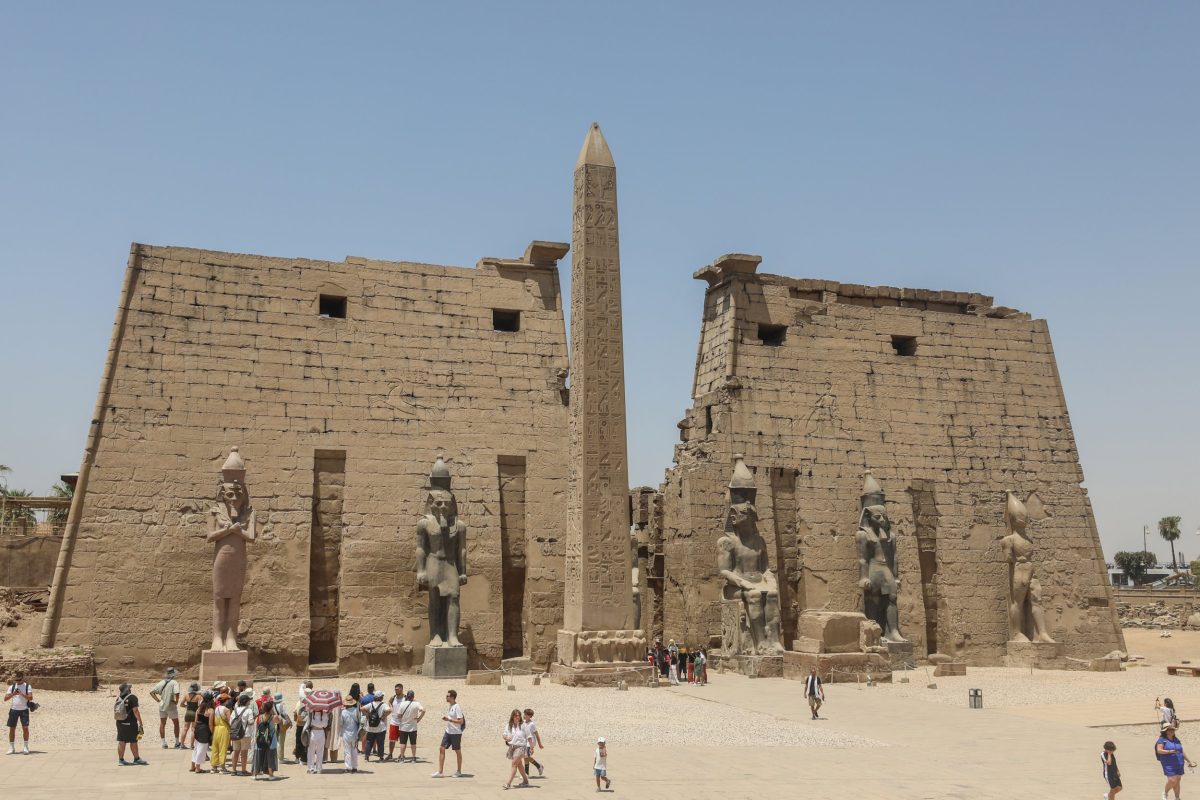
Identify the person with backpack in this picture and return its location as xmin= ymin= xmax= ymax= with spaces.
xmin=5 ymin=670 xmax=33 ymax=755
xmin=148 ymin=667 xmax=181 ymax=750
xmin=362 ymin=691 xmax=387 ymax=762
xmin=339 ymin=695 xmax=362 ymax=773
xmin=228 ymin=693 xmax=256 ymax=776
xmin=431 ymin=689 xmax=465 ymax=778
xmin=251 ymin=698 xmax=280 ymax=780
xmin=272 ymin=692 xmax=291 ymax=765
xmin=114 ymin=683 xmax=146 ymax=766
xmin=179 ymin=682 xmax=201 ymax=747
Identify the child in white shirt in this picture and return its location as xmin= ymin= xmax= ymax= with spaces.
xmin=593 ymin=736 xmax=611 ymax=791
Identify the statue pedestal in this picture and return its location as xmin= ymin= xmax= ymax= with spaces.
xmin=199 ymin=649 xmax=250 ymax=685
xmin=1004 ymin=640 xmax=1065 ymax=669
xmin=782 ymin=650 xmax=891 ymax=683
xmin=712 ymin=652 xmax=783 ymax=678
xmin=422 ymin=645 xmax=468 ymax=678
xmin=550 ymin=629 xmax=655 ymax=687
xmin=886 ymin=640 xmax=915 ymax=670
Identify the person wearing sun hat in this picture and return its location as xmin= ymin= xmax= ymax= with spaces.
xmin=1157 ymin=721 xmax=1196 ymax=800
xmin=339 ymin=695 xmax=362 ymax=773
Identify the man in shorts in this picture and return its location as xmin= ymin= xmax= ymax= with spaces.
xmin=397 ymin=689 xmax=424 ymax=762
xmin=149 ymin=666 xmax=181 ymax=749
xmin=5 ymin=670 xmax=33 ymax=755
xmin=431 ymin=689 xmax=463 ymax=778
xmin=523 ymin=707 xmax=544 ymax=777
xmin=386 ymin=683 xmax=405 ymax=760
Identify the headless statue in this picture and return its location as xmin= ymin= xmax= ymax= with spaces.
xmin=1001 ymin=491 xmax=1055 ymax=643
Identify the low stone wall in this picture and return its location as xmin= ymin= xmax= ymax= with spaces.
xmin=1117 ymin=600 xmax=1200 ymax=629
xmin=0 ymin=648 xmax=97 ymax=691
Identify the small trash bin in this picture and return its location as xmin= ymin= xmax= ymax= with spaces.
xmin=968 ymin=688 xmax=983 ymax=709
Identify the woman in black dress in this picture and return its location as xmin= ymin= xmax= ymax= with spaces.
xmin=190 ymin=691 xmax=214 ymax=773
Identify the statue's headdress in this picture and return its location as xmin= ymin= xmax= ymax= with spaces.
xmin=728 ymin=454 xmax=756 ymax=502
xmin=860 ymin=470 xmax=885 ymax=510
xmin=429 ymin=454 xmax=452 ymax=491
xmin=220 ymin=447 xmax=246 ymax=483
xmin=1005 ymin=491 xmax=1027 ymax=531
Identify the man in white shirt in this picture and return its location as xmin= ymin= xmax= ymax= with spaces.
xmin=5 ymin=670 xmax=32 ymax=755
xmin=396 ymin=689 xmax=425 ymax=763
xmin=431 ymin=689 xmax=464 ymax=778
xmin=306 ymin=707 xmax=332 ymax=774
xmin=386 ymin=683 xmax=405 ymax=761
xmin=803 ymin=667 xmax=824 ymax=719
xmin=149 ymin=666 xmax=181 ymax=749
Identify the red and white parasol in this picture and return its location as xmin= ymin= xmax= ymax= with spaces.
xmin=301 ymin=688 xmax=342 ymax=712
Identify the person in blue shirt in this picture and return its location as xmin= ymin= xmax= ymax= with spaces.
xmin=1156 ymin=722 xmax=1196 ymax=800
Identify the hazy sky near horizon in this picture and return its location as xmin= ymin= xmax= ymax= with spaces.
xmin=0 ymin=3 xmax=1196 ymax=562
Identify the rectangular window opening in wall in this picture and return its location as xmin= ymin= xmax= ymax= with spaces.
xmin=705 ymin=405 xmax=714 ymax=435
xmin=891 ymin=335 xmax=918 ymax=356
xmin=493 ymin=309 xmax=521 ymax=332
xmin=758 ymin=323 xmax=786 ymax=346
xmin=319 ymin=294 xmax=347 ymax=319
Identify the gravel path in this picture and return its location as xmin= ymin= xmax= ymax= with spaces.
xmin=14 ymin=674 xmax=878 ymax=750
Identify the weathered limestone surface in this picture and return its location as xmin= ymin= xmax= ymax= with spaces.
xmin=661 ymin=256 xmax=1124 ymax=666
xmin=54 ymin=241 xmax=571 ymax=677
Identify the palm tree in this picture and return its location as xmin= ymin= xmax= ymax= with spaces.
xmin=0 ymin=487 xmax=36 ymax=528
xmin=49 ymin=481 xmax=74 ymax=526
xmin=1160 ymin=516 xmax=1183 ymax=569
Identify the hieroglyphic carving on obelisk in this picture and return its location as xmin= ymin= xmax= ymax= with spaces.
xmin=563 ymin=122 xmax=635 ymax=635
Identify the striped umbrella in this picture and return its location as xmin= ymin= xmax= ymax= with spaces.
xmin=301 ymin=688 xmax=342 ymax=712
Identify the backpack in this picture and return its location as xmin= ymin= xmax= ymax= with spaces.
xmin=113 ymin=694 xmax=130 ymax=721
xmin=366 ymin=701 xmax=382 ymax=728
xmin=230 ymin=707 xmax=250 ymax=740
xmin=255 ymin=719 xmax=272 ymax=748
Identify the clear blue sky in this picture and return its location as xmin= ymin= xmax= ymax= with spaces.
xmin=1 ymin=2 xmax=1196 ymax=562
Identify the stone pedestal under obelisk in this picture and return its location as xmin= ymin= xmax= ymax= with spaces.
xmin=551 ymin=123 xmax=652 ymax=687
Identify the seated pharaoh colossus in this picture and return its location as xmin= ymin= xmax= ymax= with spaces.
xmin=717 ymin=455 xmax=785 ymax=656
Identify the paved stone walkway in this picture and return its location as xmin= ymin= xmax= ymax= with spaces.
xmin=0 ymin=674 xmax=1190 ymax=798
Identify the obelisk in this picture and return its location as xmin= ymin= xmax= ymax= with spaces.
xmin=554 ymin=123 xmax=650 ymax=686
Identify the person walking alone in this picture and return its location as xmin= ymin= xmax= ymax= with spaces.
xmin=1157 ymin=721 xmax=1196 ymax=800
xmin=803 ymin=667 xmax=824 ymax=719
xmin=431 ymin=689 xmax=464 ymax=778
xmin=5 ymin=670 xmax=32 ymax=755
xmin=1100 ymin=740 xmax=1121 ymax=800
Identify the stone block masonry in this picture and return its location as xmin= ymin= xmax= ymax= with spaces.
xmin=49 ymin=241 xmax=571 ymax=678
xmin=660 ymin=255 xmax=1124 ymax=666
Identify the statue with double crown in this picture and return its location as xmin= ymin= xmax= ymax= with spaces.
xmin=416 ymin=455 xmax=468 ymax=650
xmin=855 ymin=472 xmax=905 ymax=644
xmin=206 ymin=447 xmax=256 ymax=652
xmin=1001 ymin=491 xmax=1055 ymax=644
xmin=717 ymin=455 xmax=785 ymax=656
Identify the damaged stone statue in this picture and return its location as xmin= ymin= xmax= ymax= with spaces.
xmin=1001 ymin=491 xmax=1055 ymax=644
xmin=855 ymin=472 xmax=905 ymax=644
xmin=717 ymin=455 xmax=784 ymax=656
xmin=206 ymin=447 xmax=256 ymax=652
xmin=416 ymin=455 xmax=468 ymax=648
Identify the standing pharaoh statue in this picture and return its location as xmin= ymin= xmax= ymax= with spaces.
xmin=416 ymin=455 xmax=468 ymax=648
xmin=206 ymin=447 xmax=256 ymax=652
xmin=717 ymin=456 xmax=784 ymax=656
xmin=1001 ymin=492 xmax=1055 ymax=644
xmin=855 ymin=472 xmax=905 ymax=643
